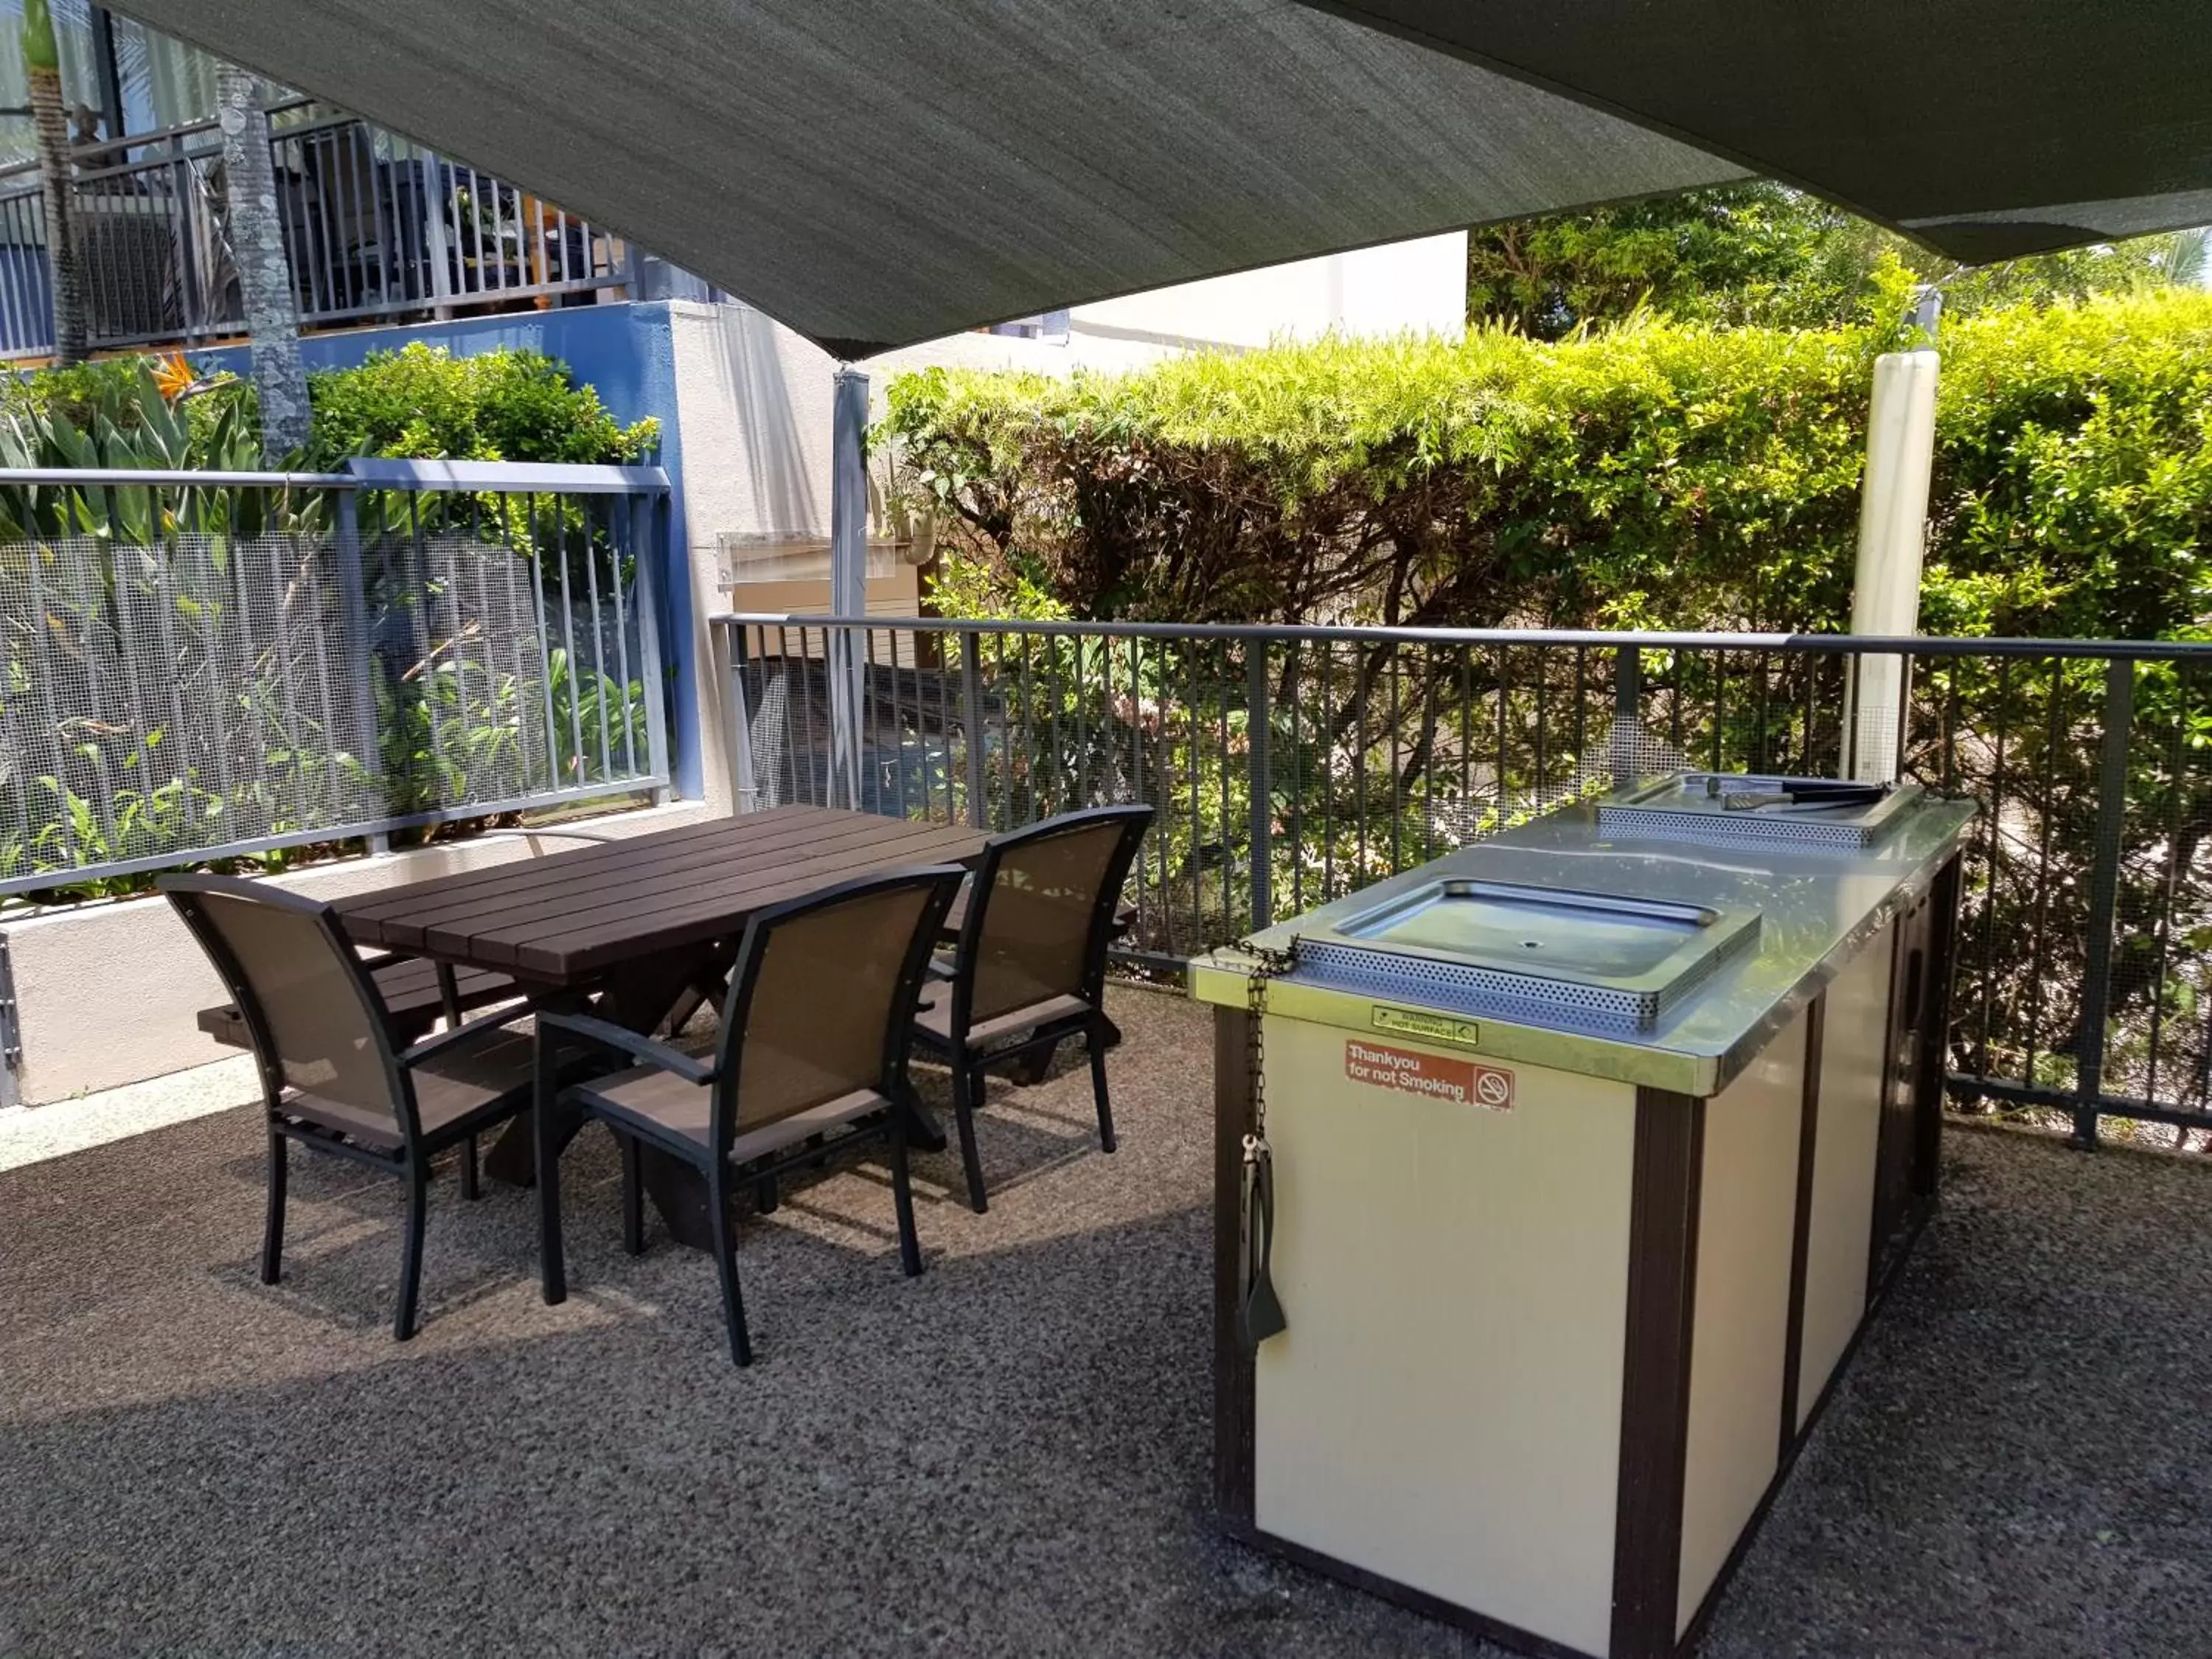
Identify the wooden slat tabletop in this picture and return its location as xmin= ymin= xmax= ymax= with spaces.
xmin=338 ymin=805 xmax=988 ymax=983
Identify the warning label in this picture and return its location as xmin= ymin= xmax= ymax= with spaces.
xmin=1343 ymin=1040 xmax=1514 ymax=1112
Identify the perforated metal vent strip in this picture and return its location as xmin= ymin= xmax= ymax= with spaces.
xmin=1596 ymin=804 xmax=1879 ymax=849
xmin=1293 ymin=911 xmax=1757 ymax=1034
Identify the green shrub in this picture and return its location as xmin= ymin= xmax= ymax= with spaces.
xmin=1 ymin=341 xmax=659 ymax=471
xmin=886 ymin=293 xmax=2212 ymax=1129
xmin=0 ymin=344 xmax=660 ymax=908
xmin=299 ymin=342 xmax=658 ymax=468
xmin=884 ymin=287 xmax=2212 ymax=645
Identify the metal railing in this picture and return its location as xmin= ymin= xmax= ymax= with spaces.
xmin=0 ymin=101 xmax=631 ymax=359
xmin=0 ymin=460 xmax=670 ymax=897
xmin=717 ymin=613 xmax=2212 ymax=1150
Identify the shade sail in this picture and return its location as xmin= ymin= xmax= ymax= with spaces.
xmin=114 ymin=2 xmax=2211 ymax=356
xmin=1308 ymin=1 xmax=2212 ymax=263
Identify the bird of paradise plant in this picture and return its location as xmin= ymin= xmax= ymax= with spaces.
xmin=150 ymin=352 xmax=235 ymax=405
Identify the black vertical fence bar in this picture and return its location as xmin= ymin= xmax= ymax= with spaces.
xmin=2020 ymin=661 xmax=2067 ymax=1093
xmin=2072 ymin=657 xmax=2136 ymax=1145
xmin=1185 ymin=639 xmax=1203 ymax=950
xmin=1613 ymin=644 xmax=1641 ymax=787
xmin=2142 ymin=662 xmax=2191 ymax=1105
xmin=961 ymin=631 xmax=986 ymax=830
xmin=1217 ymin=641 xmax=1233 ymax=929
xmin=1074 ymin=633 xmax=1091 ymax=808
xmin=1286 ymin=640 xmax=1304 ymax=915
xmin=1248 ymin=641 xmax=1271 ymax=930
xmin=1388 ymin=649 xmax=1404 ymax=875
xmin=1354 ymin=645 xmax=1370 ymax=877
xmin=935 ymin=627 xmax=956 ymax=824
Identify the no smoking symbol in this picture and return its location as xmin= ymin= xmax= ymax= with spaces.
xmin=1473 ymin=1067 xmax=1514 ymax=1110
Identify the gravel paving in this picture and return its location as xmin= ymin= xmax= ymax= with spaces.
xmin=3 ymin=986 xmax=2208 ymax=1658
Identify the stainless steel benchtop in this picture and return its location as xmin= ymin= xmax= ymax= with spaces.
xmin=1189 ymin=788 xmax=1976 ymax=1097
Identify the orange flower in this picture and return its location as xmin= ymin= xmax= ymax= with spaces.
xmin=150 ymin=352 xmax=196 ymax=402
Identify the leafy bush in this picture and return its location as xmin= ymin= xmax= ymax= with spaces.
xmin=299 ymin=342 xmax=658 ymax=468
xmin=1463 ymin=182 xmax=2206 ymax=338
xmin=884 ymin=286 xmax=2212 ymax=645
xmin=884 ymin=292 xmax=2212 ymax=1135
xmin=0 ymin=346 xmax=661 ymax=905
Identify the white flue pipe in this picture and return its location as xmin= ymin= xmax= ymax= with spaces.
xmin=1846 ymin=346 xmax=1940 ymax=781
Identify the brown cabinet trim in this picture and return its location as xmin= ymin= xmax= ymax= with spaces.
xmin=1610 ymin=1088 xmax=1706 ymax=1659
xmin=1778 ymin=995 xmax=1826 ymax=1457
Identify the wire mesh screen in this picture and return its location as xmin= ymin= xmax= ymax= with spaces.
xmin=726 ymin=619 xmax=2212 ymax=1150
xmin=0 ymin=482 xmax=667 ymax=897
xmin=0 ymin=530 xmax=378 ymax=878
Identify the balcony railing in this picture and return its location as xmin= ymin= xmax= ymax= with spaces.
xmin=0 ymin=102 xmax=633 ymax=360
xmin=0 ymin=460 xmax=672 ymax=899
xmin=717 ymin=613 xmax=2212 ymax=1152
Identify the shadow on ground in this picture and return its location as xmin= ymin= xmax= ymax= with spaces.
xmin=3 ymin=987 xmax=2208 ymax=1657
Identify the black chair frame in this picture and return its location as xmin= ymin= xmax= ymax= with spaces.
xmin=163 ymin=873 xmax=539 ymax=1340
xmin=916 ymin=804 xmax=1152 ymax=1213
xmin=533 ymin=863 xmax=964 ymax=1366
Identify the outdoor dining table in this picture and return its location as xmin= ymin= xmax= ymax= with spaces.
xmin=335 ymin=803 xmax=990 ymax=1244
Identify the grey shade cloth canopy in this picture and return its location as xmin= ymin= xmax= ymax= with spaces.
xmin=112 ymin=1 xmax=2211 ymax=357
xmin=1312 ymin=1 xmax=2212 ymax=263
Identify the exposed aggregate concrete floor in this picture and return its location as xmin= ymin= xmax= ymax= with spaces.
xmin=3 ymin=987 xmax=2206 ymax=1657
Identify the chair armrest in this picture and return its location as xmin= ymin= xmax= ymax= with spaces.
xmin=538 ymin=1009 xmax=717 ymax=1085
xmin=396 ymin=1000 xmax=536 ymax=1066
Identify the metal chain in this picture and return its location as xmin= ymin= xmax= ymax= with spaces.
xmin=1237 ymin=936 xmax=1299 ymax=1350
xmin=1242 ymin=939 xmax=1299 ymax=1151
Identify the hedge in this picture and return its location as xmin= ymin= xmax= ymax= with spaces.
xmin=0 ymin=342 xmax=658 ymax=470
xmin=883 ymin=288 xmax=2212 ymax=644
xmin=885 ymin=293 xmax=2212 ymax=1141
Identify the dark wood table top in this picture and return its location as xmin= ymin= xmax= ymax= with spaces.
xmin=337 ymin=805 xmax=989 ymax=984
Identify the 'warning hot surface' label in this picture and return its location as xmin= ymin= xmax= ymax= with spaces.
xmin=1343 ymin=1040 xmax=1514 ymax=1111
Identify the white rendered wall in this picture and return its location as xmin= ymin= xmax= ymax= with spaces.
xmin=1072 ymin=232 xmax=1467 ymax=348
xmin=667 ymin=232 xmax=1468 ymax=807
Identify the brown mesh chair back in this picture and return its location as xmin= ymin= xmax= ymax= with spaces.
xmin=162 ymin=874 xmax=408 ymax=1139
xmin=958 ymin=805 xmax=1154 ymax=1029
xmin=715 ymin=864 xmax=965 ymax=1152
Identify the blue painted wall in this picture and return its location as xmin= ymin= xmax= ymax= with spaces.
xmin=199 ymin=302 xmax=704 ymax=799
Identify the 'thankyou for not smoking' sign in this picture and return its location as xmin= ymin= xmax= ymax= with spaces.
xmin=1343 ymin=1040 xmax=1514 ymax=1112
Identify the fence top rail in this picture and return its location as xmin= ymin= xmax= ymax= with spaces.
xmin=0 ymin=97 xmax=375 ymax=189
xmin=714 ymin=611 xmax=2212 ymax=663
xmin=0 ymin=462 xmax=671 ymax=495
xmin=0 ymin=467 xmax=360 ymax=488
xmin=344 ymin=459 xmax=671 ymax=495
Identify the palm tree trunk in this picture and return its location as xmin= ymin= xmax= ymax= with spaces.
xmin=22 ymin=0 xmax=86 ymax=365
xmin=215 ymin=63 xmax=311 ymax=457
